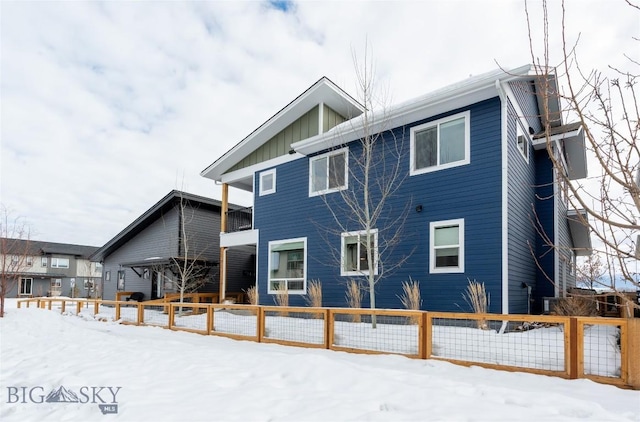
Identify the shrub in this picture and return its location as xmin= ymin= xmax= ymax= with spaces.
xmin=345 ymin=279 xmax=363 ymax=322
xmin=398 ymin=277 xmax=421 ymax=324
xmin=462 ymin=278 xmax=489 ymax=329
xmin=273 ymin=285 xmax=289 ymax=316
xmin=244 ymin=286 xmax=258 ymax=305
xmin=304 ymin=279 xmax=323 ymax=319
xmin=552 ymin=296 xmax=597 ymax=316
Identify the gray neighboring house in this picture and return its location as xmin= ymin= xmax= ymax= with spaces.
xmin=91 ymin=190 xmax=255 ymax=302
xmin=1 ymin=238 xmax=101 ymax=298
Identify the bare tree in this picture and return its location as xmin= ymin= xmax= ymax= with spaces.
xmin=321 ymin=45 xmax=411 ymax=328
xmin=525 ymin=0 xmax=639 ymax=310
xmin=0 ymin=206 xmax=32 ymax=317
xmin=576 ymin=252 xmax=607 ymax=290
xmin=167 ymin=193 xmax=214 ymax=314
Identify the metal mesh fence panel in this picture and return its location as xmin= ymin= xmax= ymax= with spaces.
xmin=430 ymin=316 xmax=566 ymax=372
xmin=172 ymin=304 xmax=209 ymax=333
xmin=332 ymin=311 xmax=420 ymax=355
xmin=140 ymin=305 xmax=169 ymax=327
xmin=263 ymin=309 xmax=325 ymax=346
xmin=118 ymin=303 xmax=139 ymax=324
xmin=211 ymin=306 xmax=259 ymax=338
xmin=582 ymin=322 xmax=622 ymax=378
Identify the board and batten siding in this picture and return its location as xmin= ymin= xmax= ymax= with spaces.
xmin=102 ymin=209 xmax=180 ymax=300
xmin=254 ymin=97 xmax=505 ymax=312
xmin=506 ymin=99 xmax=538 ymax=314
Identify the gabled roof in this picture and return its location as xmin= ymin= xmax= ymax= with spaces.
xmin=90 ymin=190 xmax=236 ymax=262
xmin=293 ymin=64 xmax=561 ymax=156
xmin=1 ymin=238 xmax=98 ymax=258
xmin=200 ymin=76 xmax=364 ymax=182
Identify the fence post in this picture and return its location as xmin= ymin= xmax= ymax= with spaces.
xmin=419 ymin=312 xmax=427 ymax=359
xmin=626 ymin=318 xmax=640 ymax=389
xmin=137 ymin=303 xmax=143 ymax=325
xmin=94 ymin=300 xmax=99 ymax=315
xmin=76 ymin=301 xmax=82 ymax=315
xmin=567 ymin=317 xmax=578 ymax=379
xmin=206 ymin=305 xmax=213 ymax=335
xmin=115 ymin=303 xmax=121 ymax=321
xmin=257 ymin=307 xmax=265 ymax=342
xmin=324 ymin=309 xmax=331 ymax=350
xmin=47 ymin=300 xmax=52 ymax=310
xmin=168 ymin=304 xmax=175 ymax=329
xmin=425 ymin=312 xmax=433 ymax=359
xmin=61 ymin=301 xmax=66 ymax=314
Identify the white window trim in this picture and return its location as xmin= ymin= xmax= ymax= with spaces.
xmin=267 ymin=237 xmax=307 ymax=295
xmin=259 ymin=169 xmax=276 ymax=196
xmin=41 ymin=256 xmax=47 ymax=267
xmin=20 ymin=278 xmax=33 ymax=295
xmin=51 ymin=258 xmax=70 ymax=269
xmin=429 ymin=218 xmax=465 ymax=274
xmin=308 ymin=147 xmax=349 ymax=197
xmin=410 ymin=111 xmax=471 ymax=176
xmin=516 ymin=121 xmax=530 ymax=163
xmin=340 ymin=229 xmax=379 ymax=276
xmin=26 ymin=256 xmax=33 ymax=266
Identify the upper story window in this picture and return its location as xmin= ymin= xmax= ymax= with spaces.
xmin=341 ymin=229 xmax=378 ymax=276
xmin=26 ymin=256 xmax=33 ymax=266
xmin=410 ymin=111 xmax=470 ymax=176
xmin=309 ymin=148 xmax=348 ymax=196
xmin=259 ymin=169 xmax=276 ymax=196
xmin=41 ymin=256 xmax=47 ymax=267
xmin=517 ymin=123 xmax=530 ymax=162
xmin=430 ymin=218 xmax=465 ymax=273
xmin=51 ymin=258 xmax=70 ymax=268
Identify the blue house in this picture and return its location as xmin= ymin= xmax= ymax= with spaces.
xmin=201 ymin=64 xmax=591 ymax=314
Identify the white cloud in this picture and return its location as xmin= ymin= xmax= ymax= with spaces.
xmin=1 ymin=0 xmax=636 ymax=247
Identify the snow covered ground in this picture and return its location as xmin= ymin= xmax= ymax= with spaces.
xmin=1 ymin=299 xmax=638 ymax=421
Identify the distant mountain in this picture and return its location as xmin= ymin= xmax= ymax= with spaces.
xmin=45 ymin=386 xmax=79 ymax=403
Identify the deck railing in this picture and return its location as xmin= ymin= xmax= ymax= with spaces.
xmin=226 ymin=207 xmax=253 ymax=233
xmin=17 ymin=298 xmax=640 ymax=389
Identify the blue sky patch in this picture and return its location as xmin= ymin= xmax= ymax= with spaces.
xmin=268 ymin=1 xmax=293 ymax=12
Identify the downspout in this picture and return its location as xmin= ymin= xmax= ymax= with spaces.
xmin=495 ymin=79 xmax=510 ymax=315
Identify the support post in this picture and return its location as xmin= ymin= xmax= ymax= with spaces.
xmin=219 ymin=183 xmax=228 ymax=302
xmin=626 ymin=318 xmax=640 ymax=389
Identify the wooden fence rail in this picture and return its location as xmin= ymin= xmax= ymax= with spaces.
xmin=17 ymin=298 xmax=640 ymax=389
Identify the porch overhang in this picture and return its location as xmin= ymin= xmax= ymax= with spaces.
xmin=533 ymin=122 xmax=587 ymax=180
xmin=567 ymin=209 xmax=592 ymax=256
xmin=121 ymin=257 xmax=219 ymax=277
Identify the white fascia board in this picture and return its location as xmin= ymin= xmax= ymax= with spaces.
xmin=220 ymin=152 xmax=305 ymax=185
xmin=496 ymin=79 xmax=510 ymax=314
xmin=294 ymin=65 xmax=538 ymax=156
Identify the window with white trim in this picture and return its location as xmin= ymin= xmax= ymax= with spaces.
xmin=309 ymin=148 xmax=348 ymax=196
xmin=19 ymin=278 xmax=33 ymax=295
xmin=41 ymin=257 xmax=47 ymax=267
xmin=51 ymin=258 xmax=69 ymax=268
xmin=268 ymin=238 xmax=306 ymax=294
xmin=26 ymin=256 xmax=33 ymax=266
xmin=430 ymin=219 xmax=465 ymax=273
xmin=341 ymin=229 xmax=378 ymax=276
xmin=411 ymin=111 xmax=470 ymax=175
xmin=51 ymin=279 xmax=62 ymax=288
xmin=259 ymin=169 xmax=276 ymax=196
xmin=516 ymin=123 xmax=530 ymax=162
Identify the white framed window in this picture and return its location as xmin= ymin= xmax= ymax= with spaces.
xmin=51 ymin=258 xmax=70 ymax=268
xmin=51 ymin=279 xmax=62 ymax=288
xmin=268 ymin=238 xmax=307 ymax=294
xmin=259 ymin=169 xmax=276 ymax=196
xmin=430 ymin=218 xmax=465 ymax=273
xmin=11 ymin=256 xmax=19 ymax=264
xmin=26 ymin=256 xmax=33 ymax=266
xmin=341 ymin=229 xmax=378 ymax=276
xmin=41 ymin=256 xmax=48 ymax=267
xmin=516 ymin=122 xmax=530 ymax=162
xmin=410 ymin=111 xmax=470 ymax=175
xmin=569 ymin=250 xmax=576 ymax=276
xmin=309 ymin=147 xmax=348 ymax=196
xmin=19 ymin=278 xmax=33 ymax=295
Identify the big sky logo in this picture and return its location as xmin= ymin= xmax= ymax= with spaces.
xmin=6 ymin=385 xmax=122 ymax=415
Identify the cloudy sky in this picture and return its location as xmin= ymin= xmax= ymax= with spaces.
xmin=1 ymin=0 xmax=637 ymax=247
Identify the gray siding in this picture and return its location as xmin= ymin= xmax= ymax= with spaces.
xmin=102 ymin=209 xmax=180 ymax=300
xmin=506 ymin=99 xmax=538 ymax=314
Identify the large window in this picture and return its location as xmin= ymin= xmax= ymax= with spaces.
xmin=259 ymin=169 xmax=276 ymax=196
xmin=430 ymin=219 xmax=465 ymax=273
xmin=309 ymin=148 xmax=348 ymax=196
xmin=51 ymin=258 xmax=70 ymax=268
xmin=341 ymin=229 xmax=378 ymax=276
xmin=19 ymin=278 xmax=33 ymax=295
xmin=268 ymin=238 xmax=306 ymax=294
xmin=410 ymin=111 xmax=470 ymax=175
